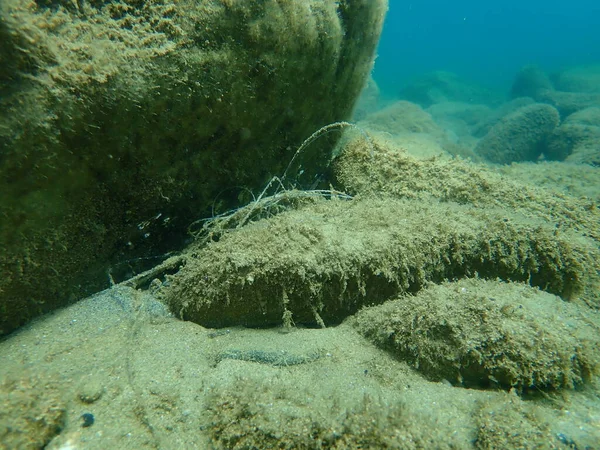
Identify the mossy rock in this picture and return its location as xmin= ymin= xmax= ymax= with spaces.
xmin=353 ymin=279 xmax=600 ymax=391
xmin=160 ymin=133 xmax=600 ymax=328
xmin=0 ymin=0 xmax=387 ymax=335
xmin=160 ymin=193 xmax=597 ymax=328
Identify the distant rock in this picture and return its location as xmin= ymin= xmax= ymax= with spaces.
xmin=566 ymin=146 xmax=600 ymax=166
xmin=510 ymin=65 xmax=553 ymax=100
xmin=426 ymin=101 xmax=492 ymax=146
xmin=358 ymin=100 xmax=468 ymax=158
xmin=474 ymin=103 xmax=560 ymax=164
xmin=398 ymin=71 xmax=502 ymax=108
xmin=352 ymin=75 xmax=381 ymax=121
xmin=551 ymin=65 xmax=600 ymax=94
xmin=427 ymin=101 xmax=492 ymax=132
xmin=547 ymin=107 xmax=600 ymax=163
xmin=472 ymin=97 xmax=536 ymax=138
xmin=510 ymin=65 xmax=600 ymax=117
xmin=359 ymin=101 xmax=444 ymax=136
xmin=538 ymin=90 xmax=600 ymax=118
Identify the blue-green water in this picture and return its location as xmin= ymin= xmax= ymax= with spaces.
xmin=374 ymin=0 xmax=600 ymax=95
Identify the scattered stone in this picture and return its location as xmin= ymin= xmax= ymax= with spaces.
xmin=80 ymin=412 xmax=95 ymax=428
xmin=78 ymin=375 xmax=105 ymax=404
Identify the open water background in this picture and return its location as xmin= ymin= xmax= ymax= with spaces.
xmin=374 ymin=1 xmax=600 ymax=95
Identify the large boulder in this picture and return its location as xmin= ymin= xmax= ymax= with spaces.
xmin=510 ymin=65 xmax=600 ymax=118
xmin=0 ymin=0 xmax=387 ymax=335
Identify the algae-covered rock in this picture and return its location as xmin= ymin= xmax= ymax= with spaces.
xmin=499 ymin=161 xmax=600 ymax=202
xmin=566 ymin=145 xmax=600 ymax=166
xmin=547 ymin=107 xmax=600 ymax=163
xmin=0 ymin=0 xmax=387 ymax=335
xmin=471 ymin=97 xmax=535 ymax=138
xmin=159 ymin=131 xmax=600 ymax=328
xmin=474 ymin=103 xmax=560 ymax=164
xmin=161 ymin=195 xmax=596 ymax=328
xmin=333 ymin=132 xmax=600 ymax=245
xmin=353 ymin=279 xmax=600 ymax=390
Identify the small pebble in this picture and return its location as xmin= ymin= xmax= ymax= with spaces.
xmin=81 ymin=412 xmax=95 ymax=428
xmin=78 ymin=376 xmax=104 ymax=404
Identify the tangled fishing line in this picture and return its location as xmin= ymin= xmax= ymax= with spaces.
xmin=119 ymin=121 xmax=372 ymax=288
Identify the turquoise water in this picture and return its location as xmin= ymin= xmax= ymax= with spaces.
xmin=374 ymin=0 xmax=600 ymax=95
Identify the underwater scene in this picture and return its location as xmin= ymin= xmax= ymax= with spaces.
xmin=0 ymin=0 xmax=599 ymax=448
